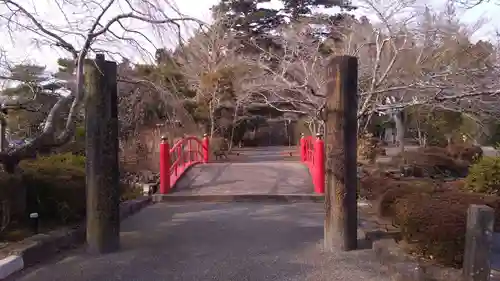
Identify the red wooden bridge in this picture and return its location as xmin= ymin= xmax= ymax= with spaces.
xmin=156 ymin=134 xmax=326 ymax=198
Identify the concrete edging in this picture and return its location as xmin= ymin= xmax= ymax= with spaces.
xmin=0 ymin=196 xmax=152 ymax=280
xmin=153 ymin=193 xmax=325 ymax=203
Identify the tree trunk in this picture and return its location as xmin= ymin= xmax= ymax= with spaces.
xmin=324 ymin=55 xmax=358 ymax=252
xmin=394 ymin=111 xmax=405 ymax=154
xmin=416 ymin=118 xmax=424 ymax=146
xmin=228 ymin=103 xmax=239 ymax=151
xmin=209 ymin=100 xmax=215 ymax=138
xmin=0 ymin=119 xmax=6 ymax=152
xmin=359 ymin=112 xmax=374 ymax=135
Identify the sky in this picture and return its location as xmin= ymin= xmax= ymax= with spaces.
xmin=0 ymin=0 xmax=499 ymax=74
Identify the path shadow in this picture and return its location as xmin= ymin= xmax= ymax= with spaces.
xmin=264 ymin=165 xmax=314 ymax=194
xmin=230 ymin=146 xmax=299 ymax=163
xmin=173 ymin=163 xmax=232 ymax=192
xmin=115 ymin=203 xmax=389 ymax=281
xmin=188 ymin=180 xmax=243 ymax=190
xmin=13 ymin=203 xmax=392 ymax=281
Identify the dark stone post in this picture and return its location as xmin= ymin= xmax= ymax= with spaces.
xmin=85 ymin=54 xmax=120 ymax=254
xmin=463 ymin=204 xmax=494 ymax=281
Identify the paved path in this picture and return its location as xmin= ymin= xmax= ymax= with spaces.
xmin=11 ymin=203 xmax=391 ymax=281
xmin=9 ymin=146 xmax=392 ymax=280
xmin=173 ymin=162 xmax=314 ymax=195
xmin=172 ymin=146 xmax=313 ymax=195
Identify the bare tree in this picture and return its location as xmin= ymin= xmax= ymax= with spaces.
xmin=252 ymin=0 xmax=500 ymax=148
xmin=178 ymin=16 xmax=274 ymax=138
xmin=0 ymin=0 xmax=203 ymax=171
xmin=364 ymin=2 xmax=498 ymax=149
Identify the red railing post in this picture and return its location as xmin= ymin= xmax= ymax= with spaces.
xmin=182 ymin=134 xmax=188 ymax=166
xmin=159 ymin=136 xmax=171 ymax=194
xmin=188 ymin=139 xmax=192 ymax=163
xmin=314 ymin=133 xmax=325 ymax=194
xmin=202 ymin=133 xmax=210 ymax=163
xmin=299 ymin=133 xmax=305 ymax=162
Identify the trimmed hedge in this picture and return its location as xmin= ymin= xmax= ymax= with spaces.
xmin=396 ymin=150 xmax=469 ymax=178
xmin=210 ymin=137 xmax=229 ymax=152
xmin=359 ymin=174 xmax=439 ymax=201
xmin=465 ymin=156 xmax=500 ymax=195
xmin=358 ymin=144 xmax=496 ymax=267
xmin=0 ymin=153 xmax=141 ymax=240
xmin=20 ymin=153 xmax=87 ymax=224
xmin=360 ymin=173 xmax=500 ymax=266
xmin=394 ymin=193 xmax=467 ymax=266
xmin=358 ymin=134 xmax=386 ymax=163
xmin=375 ymin=180 xmax=437 ymax=219
xmin=447 ymin=143 xmax=483 ymax=163
xmin=393 ymin=191 xmax=500 ymax=266
xmin=388 ymin=144 xmax=482 ymax=179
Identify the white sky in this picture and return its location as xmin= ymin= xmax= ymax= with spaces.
xmin=0 ymin=0 xmax=499 ymax=73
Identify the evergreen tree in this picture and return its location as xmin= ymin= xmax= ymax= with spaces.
xmin=211 ymin=0 xmax=355 ymax=48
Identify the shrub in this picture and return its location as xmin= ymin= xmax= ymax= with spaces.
xmin=441 ymin=179 xmax=466 ymax=191
xmin=58 ymin=126 xmax=86 ymax=156
xmin=120 ymin=183 xmax=143 ymax=202
xmin=394 ymin=150 xmax=469 ymax=178
xmin=417 ymin=146 xmax=450 ymax=156
xmin=0 ymin=152 xmax=146 ymax=241
xmin=20 ymin=153 xmax=86 ymax=224
xmin=447 ymin=143 xmax=483 ymax=164
xmin=393 ymin=191 xmax=500 ymax=267
xmin=15 ymin=153 xmax=139 ymax=226
xmin=358 ymin=133 xmax=378 ymax=163
xmin=210 ymin=137 xmax=228 ymax=153
xmin=359 ymin=174 xmax=396 ymax=200
xmin=375 ymin=180 xmax=438 ymax=218
xmin=25 ymin=153 xmax=86 ymax=169
xmin=0 ymin=174 xmax=24 ymax=232
xmin=465 ymin=156 xmax=500 ymax=195
xmin=394 ymin=194 xmax=466 ymax=266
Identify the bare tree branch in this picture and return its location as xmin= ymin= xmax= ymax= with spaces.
xmin=0 ymin=0 xmax=205 ymax=171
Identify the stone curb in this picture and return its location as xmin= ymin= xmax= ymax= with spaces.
xmin=0 ymin=196 xmax=152 ymax=280
xmin=153 ymin=193 xmax=325 ymax=203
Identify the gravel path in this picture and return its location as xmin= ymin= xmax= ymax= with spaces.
xmin=11 ymin=202 xmax=391 ymax=281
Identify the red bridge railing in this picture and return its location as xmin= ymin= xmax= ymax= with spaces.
xmin=300 ymin=133 xmax=325 ymax=194
xmin=159 ymin=134 xmax=209 ymax=194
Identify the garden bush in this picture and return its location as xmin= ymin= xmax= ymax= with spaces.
xmin=360 ymin=145 xmax=493 ymax=268
xmin=464 ymin=156 xmax=500 ymax=195
xmin=20 ymin=153 xmax=87 ymax=224
xmin=441 ymin=179 xmax=466 ymax=191
xmin=358 ymin=133 xmax=378 ymax=163
xmin=359 ymin=174 xmax=398 ymax=200
xmin=417 ymin=146 xmax=451 ymax=156
xmin=210 ymin=137 xmax=228 ymax=152
xmin=393 ymin=150 xmax=469 ymax=178
xmin=447 ymin=143 xmax=483 ymax=164
xmin=358 ymin=134 xmax=387 ymax=163
xmin=392 ymin=191 xmax=500 ymax=267
xmin=375 ymin=180 xmax=438 ymax=218
xmin=0 ymin=174 xmax=24 ymax=233
xmin=0 ymin=152 xmax=142 ymax=240
xmin=393 ymin=194 xmax=466 ymax=266
xmin=57 ymin=126 xmax=86 ymax=156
